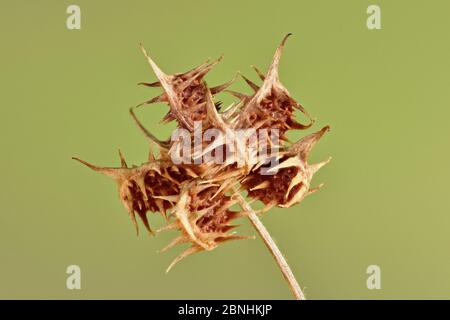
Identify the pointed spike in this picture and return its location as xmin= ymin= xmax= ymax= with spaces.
xmin=137 ymin=211 xmax=154 ymax=235
xmin=210 ymin=73 xmax=238 ymax=94
xmin=156 ymin=221 xmax=179 ymax=233
xmin=194 ymin=207 xmax=212 ymax=220
xmin=292 ymin=100 xmax=314 ymax=127
xmin=309 ymin=156 xmax=332 ymax=174
xmin=160 ymin=111 xmax=176 ymax=124
xmin=215 ymin=101 xmax=223 ymax=110
xmin=216 ymin=234 xmax=256 ymax=243
xmin=138 ymin=80 xmax=161 ymax=87
xmin=161 ymin=170 xmax=180 ymax=185
xmin=307 ymin=183 xmax=325 ymax=196
xmin=194 ymin=134 xmax=232 ymax=165
xmin=180 ymin=55 xmax=224 ymax=90
xmin=195 ymin=183 xmax=220 ymax=193
xmin=139 ymin=44 xmax=180 ymax=112
xmin=159 ymin=236 xmax=186 ymax=253
xmin=181 ymin=58 xmax=211 ymax=78
xmin=72 ymin=157 xmax=125 ymax=179
xmin=240 ymin=176 xmax=251 ymax=184
xmin=128 ymin=210 xmax=139 ymax=236
xmin=290 ymin=126 xmax=330 ymax=160
xmin=264 ymin=33 xmax=292 ymax=83
xmin=136 ymin=94 xmax=166 ymax=108
xmin=288 ymin=118 xmax=313 ymax=130
xmin=220 ymin=224 xmax=239 ymax=233
xmin=202 ymin=54 xmax=223 ymax=73
xmin=184 ymin=167 xmax=199 ymax=178
xmin=224 ymin=90 xmax=250 ymax=101
xmin=129 ymin=107 xmax=170 ymax=149
xmin=155 ymin=198 xmax=165 ymax=215
xmin=250 ymin=180 xmax=270 ymax=191
xmin=251 ymin=65 xmax=265 ymax=81
xmin=204 ymin=86 xmax=227 ymax=130
xmin=222 ymin=99 xmax=245 ymax=120
xmin=193 ymin=54 xmax=223 ymax=79
xmin=221 ymin=102 xmax=236 ymax=113
xmin=240 ymin=73 xmax=259 ymax=92
xmin=211 ymin=180 xmax=233 ymax=200
xmin=257 ymin=202 xmax=276 ymax=215
xmin=140 ymin=44 xmax=171 ymax=85
xmin=148 ymin=144 xmax=156 ymax=161
xmin=166 ymin=246 xmax=201 ymax=273
xmin=286 ymin=172 xmax=304 ymax=199
xmin=153 ymin=195 xmax=180 ymax=202
xmin=134 ymin=176 xmax=148 ymax=200
xmin=118 ymin=149 xmax=127 ymax=168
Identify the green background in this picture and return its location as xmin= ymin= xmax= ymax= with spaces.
xmin=1 ymin=0 xmax=449 ymax=299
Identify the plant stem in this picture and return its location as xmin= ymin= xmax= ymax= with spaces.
xmin=233 ymin=190 xmax=305 ymax=300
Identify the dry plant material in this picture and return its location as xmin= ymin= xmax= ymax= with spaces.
xmin=74 ymin=34 xmax=330 ymax=299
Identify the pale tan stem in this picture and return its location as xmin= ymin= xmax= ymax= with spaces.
xmin=234 ymin=190 xmax=305 ymax=300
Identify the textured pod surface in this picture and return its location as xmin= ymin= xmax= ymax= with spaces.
xmin=241 ymin=126 xmax=331 ymax=208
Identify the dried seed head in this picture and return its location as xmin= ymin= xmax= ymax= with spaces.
xmin=74 ymin=34 xmax=330 ymax=271
xmin=73 ymin=155 xmax=202 ymax=235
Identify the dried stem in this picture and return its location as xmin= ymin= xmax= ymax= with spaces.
xmin=233 ymin=189 xmax=305 ymax=300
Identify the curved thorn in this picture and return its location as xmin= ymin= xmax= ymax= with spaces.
xmin=72 ymin=157 xmax=125 ymax=178
xmin=159 ymin=236 xmax=185 ymax=253
xmin=166 ymin=246 xmax=201 ymax=273
xmin=240 ymin=73 xmax=259 ymax=92
xmin=251 ymin=65 xmax=265 ymax=81
xmin=181 ymin=58 xmax=211 ymax=78
xmin=290 ymin=125 xmax=330 ymax=160
xmin=292 ymin=101 xmax=314 ymax=128
xmin=210 ymin=73 xmax=239 ymax=94
xmin=118 ymin=149 xmax=127 ymax=168
xmin=205 ymin=86 xmax=227 ymax=130
xmin=135 ymin=94 xmax=165 ymax=108
xmin=309 ymin=156 xmax=332 ymax=174
xmin=129 ymin=107 xmax=170 ymax=149
xmin=224 ymin=90 xmax=250 ymax=101
xmin=138 ymin=81 xmax=161 ymax=87
xmin=265 ymin=33 xmax=293 ymax=83
xmin=181 ymin=54 xmax=224 ymax=89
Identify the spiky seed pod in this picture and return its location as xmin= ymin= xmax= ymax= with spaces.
xmin=241 ymin=126 xmax=331 ymax=208
xmin=72 ymin=155 xmax=205 ymax=235
xmin=139 ymin=46 xmax=236 ymax=131
xmin=74 ymin=34 xmax=330 ymax=271
xmin=233 ymin=34 xmax=314 ymax=140
xmin=159 ymin=181 xmax=249 ymax=272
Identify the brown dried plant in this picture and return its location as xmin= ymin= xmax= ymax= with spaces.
xmin=73 ymin=34 xmax=330 ymax=300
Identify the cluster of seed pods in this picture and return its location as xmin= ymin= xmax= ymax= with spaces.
xmin=74 ymin=34 xmax=330 ymax=272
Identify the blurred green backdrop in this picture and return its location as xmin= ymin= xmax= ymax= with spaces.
xmin=1 ymin=0 xmax=449 ymax=299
